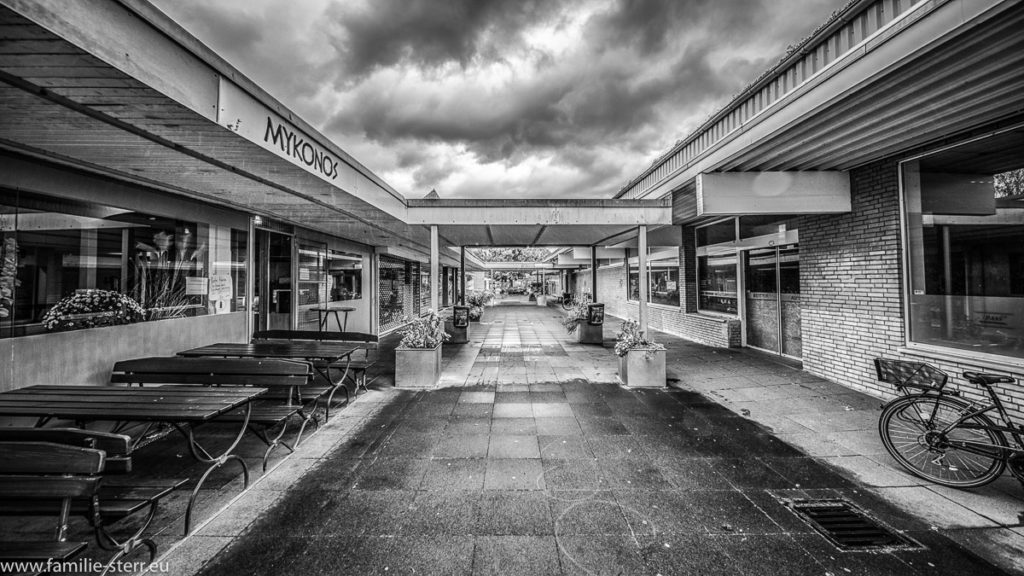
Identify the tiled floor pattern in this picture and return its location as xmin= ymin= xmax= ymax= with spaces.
xmin=194 ymin=305 xmax=1009 ymax=576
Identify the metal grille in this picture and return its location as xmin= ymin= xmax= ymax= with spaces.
xmin=378 ymin=255 xmax=420 ymax=333
xmin=787 ymin=499 xmax=922 ymax=551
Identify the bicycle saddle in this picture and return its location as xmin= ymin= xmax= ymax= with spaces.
xmin=962 ymin=371 xmax=1017 ymax=386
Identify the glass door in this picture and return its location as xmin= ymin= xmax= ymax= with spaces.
xmin=743 ymin=244 xmax=801 ymax=358
xmin=745 ymin=247 xmax=780 ymax=352
xmin=254 ymin=229 xmax=293 ymax=332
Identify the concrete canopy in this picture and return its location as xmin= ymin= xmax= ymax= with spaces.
xmin=407 ymin=199 xmax=672 ymax=249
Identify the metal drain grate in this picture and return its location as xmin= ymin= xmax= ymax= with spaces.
xmin=786 ymin=499 xmax=922 ymax=551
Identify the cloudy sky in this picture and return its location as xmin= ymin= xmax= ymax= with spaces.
xmin=150 ymin=0 xmax=841 ymax=199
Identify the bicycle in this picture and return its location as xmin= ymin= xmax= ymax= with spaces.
xmin=875 ymin=358 xmax=1024 ymax=489
xmin=560 ymin=292 xmax=592 ymax=310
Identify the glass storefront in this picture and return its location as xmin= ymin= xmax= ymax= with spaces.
xmin=0 ymin=190 xmax=247 ymax=338
xmin=696 ymin=220 xmax=738 ymax=314
xmin=627 ymin=248 xmax=681 ymax=307
xmin=903 ymin=128 xmax=1024 ymax=360
xmin=378 ymin=255 xmax=422 ymax=333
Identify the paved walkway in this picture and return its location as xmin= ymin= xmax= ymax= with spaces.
xmin=165 ymin=303 xmax=1017 ymax=575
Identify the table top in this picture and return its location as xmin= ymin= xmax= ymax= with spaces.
xmin=178 ymin=341 xmax=358 ymax=362
xmin=0 ymin=385 xmax=265 ymax=422
xmin=312 ymin=306 xmax=356 ymax=312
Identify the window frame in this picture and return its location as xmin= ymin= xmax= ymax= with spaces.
xmin=897 ymin=123 xmax=1024 ymax=367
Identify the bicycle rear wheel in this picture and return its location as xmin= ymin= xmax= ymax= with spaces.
xmin=879 ymin=394 xmax=1007 ymax=488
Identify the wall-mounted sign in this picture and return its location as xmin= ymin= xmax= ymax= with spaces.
xmin=185 ymin=277 xmax=209 ymax=296
xmin=209 ymin=274 xmax=233 ymax=301
xmin=218 ymin=78 xmax=341 ymax=183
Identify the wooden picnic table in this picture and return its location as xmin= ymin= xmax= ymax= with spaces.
xmin=178 ymin=341 xmax=359 ymax=390
xmin=0 ymin=384 xmax=266 ymax=534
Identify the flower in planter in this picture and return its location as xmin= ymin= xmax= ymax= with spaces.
xmin=614 ymin=319 xmax=665 ymax=358
xmin=560 ymin=294 xmax=593 ymax=334
xmin=398 ymin=309 xmax=450 ymax=348
xmin=41 ymin=289 xmax=145 ymax=332
xmin=468 ymin=305 xmax=483 ymax=321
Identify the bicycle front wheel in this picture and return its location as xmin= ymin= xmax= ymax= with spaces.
xmin=879 ymin=394 xmax=1007 ymax=488
xmin=561 ymin=298 xmax=572 ymax=310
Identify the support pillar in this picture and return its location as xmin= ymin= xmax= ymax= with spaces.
xmin=442 ymin=266 xmax=449 ymax=307
xmin=590 ymin=248 xmax=598 ymax=301
xmin=430 ymin=225 xmax=439 ymax=312
xmin=460 ymin=247 xmax=466 ymax=305
xmin=638 ymin=225 xmax=649 ymax=336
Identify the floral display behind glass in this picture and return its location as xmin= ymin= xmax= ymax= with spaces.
xmin=41 ymin=289 xmax=145 ymax=332
xmin=0 ymin=237 xmax=17 ymax=320
xmin=614 ymin=319 xmax=665 ymax=357
xmin=398 ymin=309 xmax=450 ymax=348
xmin=132 ymin=229 xmax=206 ymax=320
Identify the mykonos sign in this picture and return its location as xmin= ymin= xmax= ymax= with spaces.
xmin=218 ymin=78 xmax=341 ymax=182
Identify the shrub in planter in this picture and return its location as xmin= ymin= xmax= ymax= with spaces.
xmin=41 ymin=290 xmax=145 ymax=332
xmin=615 ymin=320 xmax=666 ymax=388
xmin=562 ymin=296 xmax=602 ymax=345
xmin=395 ymin=310 xmax=450 ymax=388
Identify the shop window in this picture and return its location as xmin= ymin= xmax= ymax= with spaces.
xmin=0 ymin=190 xmax=247 ymax=338
xmin=327 ymin=250 xmax=362 ymax=302
xmin=378 ymin=255 xmax=420 ymax=332
xmin=903 ymin=128 xmax=1024 ymax=360
xmin=696 ymin=219 xmax=738 ymax=314
xmin=626 ymin=248 xmax=680 ymax=307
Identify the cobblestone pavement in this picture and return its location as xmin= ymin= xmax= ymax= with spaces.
xmin=189 ymin=303 xmax=1010 ymax=576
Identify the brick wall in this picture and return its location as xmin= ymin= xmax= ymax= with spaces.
xmin=590 ymin=266 xmax=739 ymax=348
xmin=798 ymin=159 xmax=907 ymax=396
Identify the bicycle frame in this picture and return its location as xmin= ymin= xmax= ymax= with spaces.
xmin=911 ymin=388 xmax=1024 ymax=458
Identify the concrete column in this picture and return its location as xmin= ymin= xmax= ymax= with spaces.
xmin=441 ymin=266 xmax=449 ymax=307
xmin=590 ymin=247 xmax=598 ymax=301
xmin=460 ymin=247 xmax=466 ymax=305
xmin=430 ymin=225 xmax=439 ymax=312
xmin=638 ymin=225 xmax=649 ymax=336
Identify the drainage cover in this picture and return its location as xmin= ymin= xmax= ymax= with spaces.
xmin=786 ymin=499 xmax=922 ymax=551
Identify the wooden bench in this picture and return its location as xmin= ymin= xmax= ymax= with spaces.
xmin=252 ymin=330 xmax=378 ymax=417
xmin=0 ymin=431 xmax=182 ymax=574
xmin=111 ymin=357 xmax=316 ymax=471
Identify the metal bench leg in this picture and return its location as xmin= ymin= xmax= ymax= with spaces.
xmin=93 ymin=500 xmax=160 ymax=575
xmin=174 ymin=404 xmax=252 ymax=535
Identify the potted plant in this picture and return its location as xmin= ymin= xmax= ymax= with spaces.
xmin=466 ymin=292 xmax=486 ymax=322
xmin=394 ymin=309 xmax=450 ymax=388
xmin=561 ymin=295 xmax=602 ymax=345
xmin=614 ymin=320 xmax=666 ymax=388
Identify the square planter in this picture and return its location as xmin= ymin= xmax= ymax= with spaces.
xmin=395 ymin=344 xmax=442 ymax=388
xmin=445 ymin=320 xmax=469 ymax=344
xmin=575 ymin=321 xmax=603 ymax=345
xmin=536 ymin=295 xmax=548 ymax=306
xmin=618 ymin=348 xmax=666 ymax=388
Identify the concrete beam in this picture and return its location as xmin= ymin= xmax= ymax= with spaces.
xmin=406 ymin=199 xmax=671 ymax=226
xmin=696 ymin=171 xmax=850 ymax=216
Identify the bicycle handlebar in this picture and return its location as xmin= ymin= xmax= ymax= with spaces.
xmin=962 ymin=371 xmax=1017 ymax=386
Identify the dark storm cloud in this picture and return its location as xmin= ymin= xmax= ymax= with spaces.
xmin=321 ymin=0 xmax=573 ymax=81
xmin=151 ymin=0 xmax=842 ymax=198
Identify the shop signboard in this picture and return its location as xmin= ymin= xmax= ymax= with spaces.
xmin=218 ymin=79 xmax=342 ymax=184
xmin=453 ymin=306 xmax=470 ymax=328
xmin=587 ymin=303 xmax=605 ymax=326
